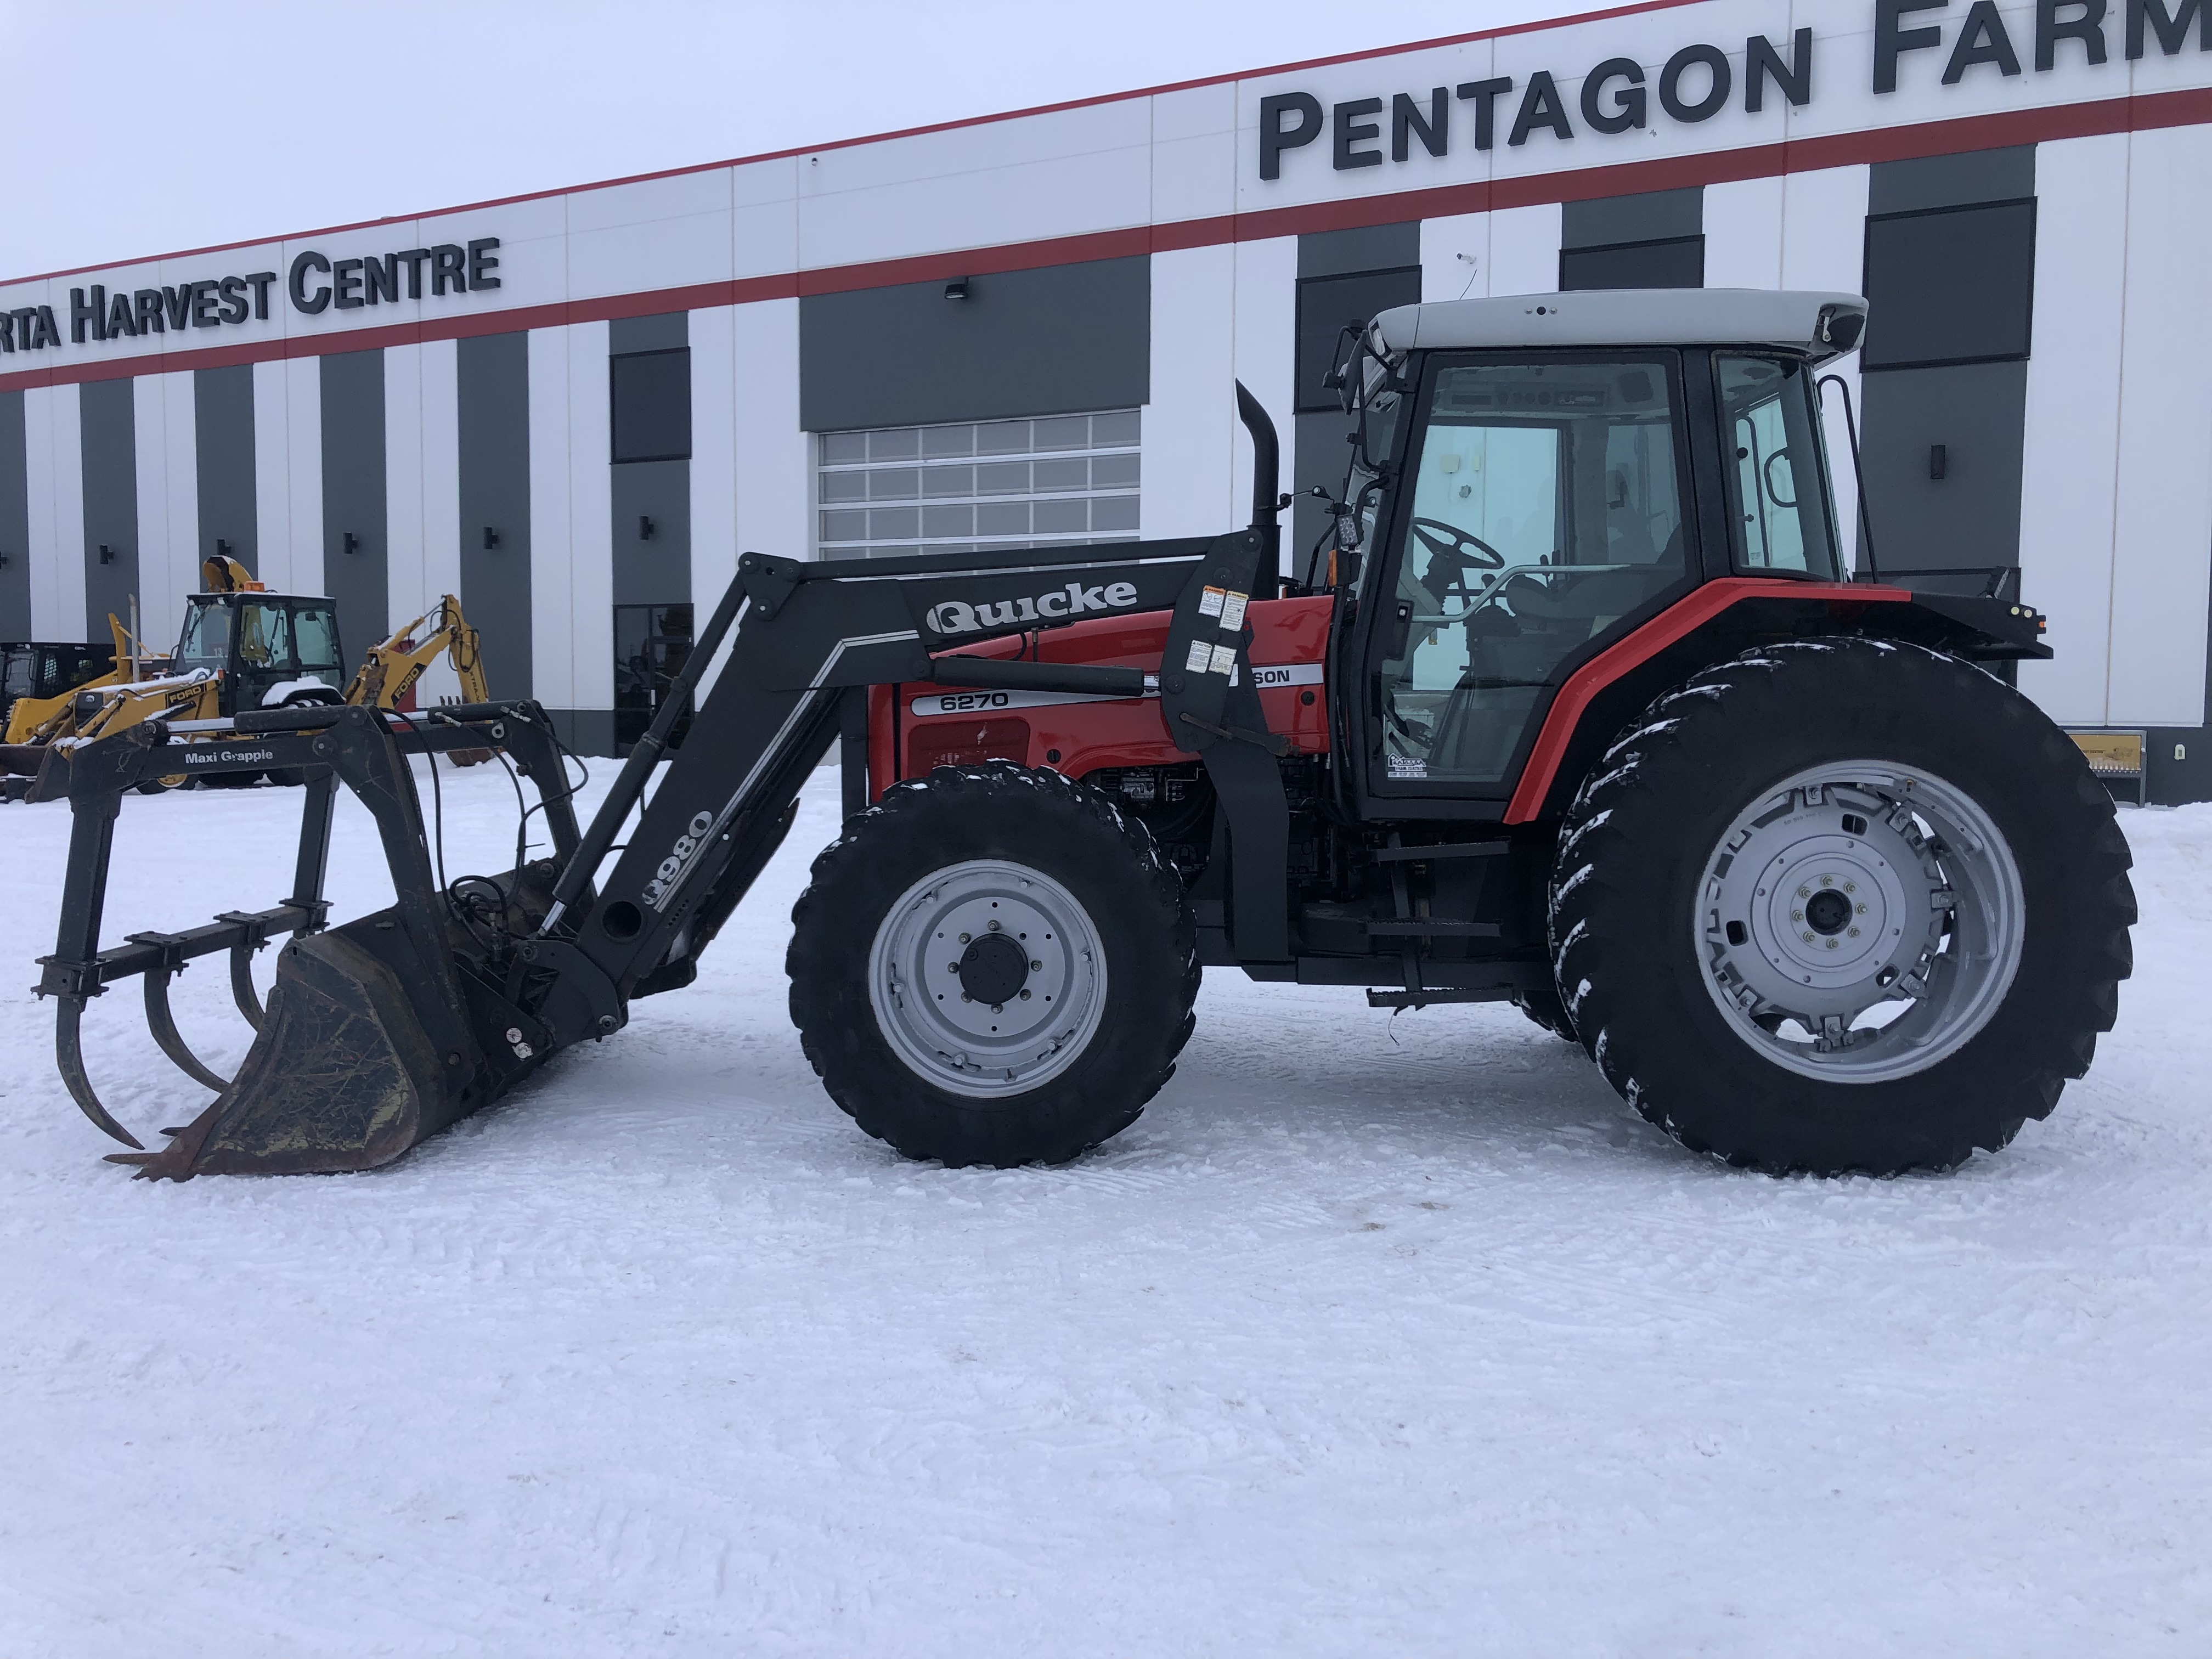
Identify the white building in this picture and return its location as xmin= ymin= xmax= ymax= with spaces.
xmin=1 ymin=0 xmax=2207 ymax=796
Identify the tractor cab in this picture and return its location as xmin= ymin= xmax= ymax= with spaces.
xmin=173 ymin=575 xmax=346 ymax=718
xmin=1319 ymin=288 xmax=1867 ymax=819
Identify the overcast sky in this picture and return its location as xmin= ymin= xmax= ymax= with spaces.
xmin=0 ymin=0 xmax=1589 ymax=280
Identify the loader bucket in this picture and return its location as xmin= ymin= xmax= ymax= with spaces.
xmin=110 ymin=923 xmax=462 ymax=1178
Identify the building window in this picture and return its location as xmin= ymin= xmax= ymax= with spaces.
xmin=1295 ymin=267 xmax=1423 ymax=412
xmin=1860 ymin=200 xmax=2036 ymax=371
xmin=815 ymin=410 xmax=1140 ymax=559
xmin=611 ymin=348 xmax=691 ymax=463
xmin=1559 ymin=236 xmax=1706 ymax=291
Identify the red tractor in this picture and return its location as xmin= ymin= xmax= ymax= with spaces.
xmin=41 ymin=289 xmax=2134 ymax=1182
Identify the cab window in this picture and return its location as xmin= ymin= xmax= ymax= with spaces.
xmin=290 ymin=606 xmax=344 ymax=686
xmin=1718 ymin=355 xmax=1841 ymax=579
xmin=1375 ymin=356 xmax=1691 ymax=787
xmin=174 ymin=601 xmax=233 ymax=671
xmin=234 ymin=602 xmax=295 ymax=672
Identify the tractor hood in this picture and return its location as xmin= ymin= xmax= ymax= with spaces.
xmin=1369 ymin=289 xmax=1867 ymax=363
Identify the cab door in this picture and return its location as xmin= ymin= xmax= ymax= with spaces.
xmin=1345 ymin=348 xmax=1703 ymax=820
xmin=221 ymin=600 xmax=301 ymax=715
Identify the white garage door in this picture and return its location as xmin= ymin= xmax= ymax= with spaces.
xmin=815 ymin=409 xmax=1140 ymax=560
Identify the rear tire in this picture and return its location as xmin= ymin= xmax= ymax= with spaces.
xmin=788 ymin=761 xmax=1200 ymax=1166
xmin=1548 ymin=638 xmax=2134 ymax=1176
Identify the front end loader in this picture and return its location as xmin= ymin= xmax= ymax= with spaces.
xmin=32 ymin=290 xmax=2135 ymax=1181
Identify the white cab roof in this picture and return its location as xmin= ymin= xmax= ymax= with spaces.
xmin=1370 ymin=289 xmax=1867 ymax=362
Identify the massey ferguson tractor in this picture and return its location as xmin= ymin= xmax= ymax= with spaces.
xmin=32 ymin=289 xmax=2135 ymax=1181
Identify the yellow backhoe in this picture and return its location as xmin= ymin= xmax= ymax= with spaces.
xmin=2 ymin=556 xmax=490 ymax=800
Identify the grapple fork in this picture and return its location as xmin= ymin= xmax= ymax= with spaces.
xmin=35 ymin=702 xmax=583 ymax=1178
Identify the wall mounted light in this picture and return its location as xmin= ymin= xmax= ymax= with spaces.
xmin=216 ymin=538 xmax=233 ymax=558
xmin=944 ymin=278 xmax=970 ymax=301
xmin=0 ymin=551 xmax=10 ymax=569
xmin=343 ymin=532 xmax=360 ymax=555
xmin=1928 ymin=443 xmax=1948 ymax=481
xmin=98 ymin=543 xmax=115 ymax=565
xmin=483 ymin=526 xmax=501 ymax=551
xmin=639 ymin=515 xmax=657 ymax=540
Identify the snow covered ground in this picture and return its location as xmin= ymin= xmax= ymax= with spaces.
xmin=0 ymin=763 xmax=2205 ymax=1657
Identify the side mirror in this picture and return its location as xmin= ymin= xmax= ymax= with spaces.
xmin=1322 ymin=322 xmax=1363 ymax=415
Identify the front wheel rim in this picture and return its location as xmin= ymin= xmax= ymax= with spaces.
xmin=867 ymin=859 xmax=1109 ymax=1100
xmin=1693 ymin=760 xmax=2025 ymax=1084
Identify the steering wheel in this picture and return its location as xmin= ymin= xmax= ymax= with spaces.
xmin=1409 ymin=517 xmax=1506 ymax=571
xmin=1408 ymin=517 xmax=1506 ymax=615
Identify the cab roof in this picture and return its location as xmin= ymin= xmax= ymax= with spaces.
xmin=188 ymin=590 xmax=331 ymax=603
xmin=1369 ymin=289 xmax=1867 ymax=363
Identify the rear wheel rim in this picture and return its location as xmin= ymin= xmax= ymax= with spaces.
xmin=868 ymin=859 xmax=1109 ymax=1100
xmin=1693 ymin=760 xmax=2024 ymax=1084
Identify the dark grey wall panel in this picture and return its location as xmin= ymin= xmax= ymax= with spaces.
xmin=1562 ymin=186 xmax=1703 ymax=249
xmin=1559 ymin=237 xmax=1704 ymax=290
xmin=194 ymin=364 xmax=256 ymax=572
xmin=1869 ymin=145 xmax=2035 ymax=215
xmin=0 ymin=392 xmax=28 ymax=638
xmin=319 ymin=350 xmax=387 ymax=644
xmin=801 ymin=257 xmax=1149 ymax=432
xmin=610 ymin=314 xmax=691 ymax=619
xmin=457 ymin=332 xmax=532 ymax=700
xmin=1857 ymin=361 xmax=2028 ymax=573
xmin=79 ymin=379 xmax=138 ymax=641
xmin=611 ymin=350 xmax=692 ymax=464
xmin=611 ymin=458 xmax=690 ymax=607
xmin=610 ymin=312 xmax=687 ymax=353
xmin=1559 ymin=187 xmax=1705 ymax=290
xmin=1862 ymin=200 xmax=2035 ymax=370
xmin=1297 ymin=222 xmax=1420 ymax=279
xmin=1859 ymin=145 xmax=2036 ymax=578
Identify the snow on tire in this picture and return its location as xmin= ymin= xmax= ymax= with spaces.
xmin=1547 ymin=637 xmax=2136 ymax=1176
xmin=787 ymin=760 xmax=1200 ymax=1167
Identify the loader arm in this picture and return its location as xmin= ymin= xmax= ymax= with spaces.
xmin=550 ymin=526 xmax=1286 ymax=1002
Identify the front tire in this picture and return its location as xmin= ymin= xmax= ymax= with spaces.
xmin=788 ymin=762 xmax=1200 ymax=1166
xmin=1549 ymin=638 xmax=2135 ymax=1176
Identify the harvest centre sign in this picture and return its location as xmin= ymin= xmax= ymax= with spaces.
xmin=0 ymin=238 xmax=504 ymax=357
